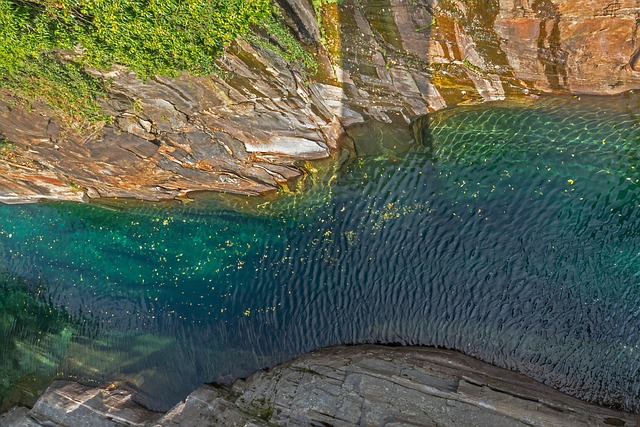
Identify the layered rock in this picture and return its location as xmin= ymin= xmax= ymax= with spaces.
xmin=2 ymin=0 xmax=639 ymax=203
xmin=0 ymin=40 xmax=339 ymax=203
xmin=1 ymin=346 xmax=635 ymax=427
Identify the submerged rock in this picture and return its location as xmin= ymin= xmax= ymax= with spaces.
xmin=1 ymin=345 xmax=635 ymax=426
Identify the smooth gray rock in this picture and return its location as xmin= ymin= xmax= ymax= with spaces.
xmin=152 ymin=386 xmax=267 ymax=427
xmin=2 ymin=346 xmax=635 ymax=427
xmin=13 ymin=381 xmax=159 ymax=427
xmin=230 ymin=346 xmax=636 ymax=426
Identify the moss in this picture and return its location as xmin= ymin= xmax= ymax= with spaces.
xmin=312 ymin=0 xmax=343 ymax=17
xmin=364 ymin=0 xmax=404 ymax=52
xmin=248 ymin=397 xmax=275 ymax=421
xmin=463 ymin=59 xmax=483 ymax=72
xmin=317 ymin=3 xmax=342 ymax=60
xmin=247 ymin=7 xmax=317 ymax=73
xmin=293 ymin=366 xmax=322 ymax=375
xmin=0 ymin=0 xmax=312 ymax=128
xmin=0 ymin=137 xmax=12 ymax=148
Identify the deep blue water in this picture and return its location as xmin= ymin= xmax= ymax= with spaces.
xmin=2 ymin=94 xmax=640 ymax=412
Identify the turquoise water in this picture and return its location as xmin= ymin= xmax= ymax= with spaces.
xmin=2 ymin=94 xmax=640 ymax=412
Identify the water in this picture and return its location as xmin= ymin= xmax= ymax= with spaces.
xmin=2 ymin=93 xmax=640 ymax=413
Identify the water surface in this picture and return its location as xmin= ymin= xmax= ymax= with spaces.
xmin=2 ymin=94 xmax=640 ymax=412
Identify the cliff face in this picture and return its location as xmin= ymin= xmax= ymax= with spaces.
xmin=495 ymin=0 xmax=640 ymax=94
xmin=0 ymin=0 xmax=638 ymax=203
xmin=303 ymin=0 xmax=640 ymax=117
xmin=0 ymin=41 xmax=339 ymax=203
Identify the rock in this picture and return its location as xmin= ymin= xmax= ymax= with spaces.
xmin=0 ymin=407 xmax=41 ymax=426
xmin=137 ymin=98 xmax=188 ymax=133
xmin=2 ymin=0 xmax=640 ymax=203
xmin=152 ymin=386 xmax=268 ymax=427
xmin=275 ymin=0 xmax=321 ymax=46
xmin=30 ymin=381 xmax=159 ymax=427
xmin=0 ymin=40 xmax=343 ymax=203
xmin=494 ymin=0 xmax=640 ymax=94
xmin=244 ymin=136 xmax=329 ymax=159
xmin=230 ymin=346 xmax=636 ymax=426
xmin=2 ymin=346 xmax=635 ymax=427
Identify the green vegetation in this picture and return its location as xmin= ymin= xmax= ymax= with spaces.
xmin=0 ymin=0 xmax=314 ymax=125
xmin=250 ymin=397 xmax=275 ymax=421
xmin=1 ymin=55 xmax=108 ymax=125
xmin=0 ymin=0 xmax=273 ymax=78
xmin=312 ymin=0 xmax=342 ymax=15
xmin=247 ymin=9 xmax=317 ymax=72
xmin=310 ymin=0 xmax=343 ymax=53
xmin=463 ymin=58 xmax=483 ymax=72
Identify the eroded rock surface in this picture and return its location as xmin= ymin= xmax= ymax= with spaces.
xmin=495 ymin=0 xmax=640 ymax=94
xmin=2 ymin=346 xmax=635 ymax=427
xmin=2 ymin=0 xmax=639 ymax=203
xmin=0 ymin=39 xmax=337 ymax=203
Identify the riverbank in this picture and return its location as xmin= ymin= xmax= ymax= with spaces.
xmin=1 ymin=345 xmax=635 ymax=426
xmin=2 ymin=0 xmax=639 ymax=204
xmin=2 ymin=0 xmax=640 ymax=424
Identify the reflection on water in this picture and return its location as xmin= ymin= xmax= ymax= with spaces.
xmin=2 ymin=94 xmax=640 ymax=412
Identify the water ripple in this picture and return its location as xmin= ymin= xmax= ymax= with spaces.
xmin=1 ymin=94 xmax=640 ymax=412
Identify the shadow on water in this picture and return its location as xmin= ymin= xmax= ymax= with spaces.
xmin=2 ymin=94 xmax=640 ymax=412
xmin=0 ymin=262 xmax=79 ymax=412
xmin=3 ymin=0 xmax=640 ymax=415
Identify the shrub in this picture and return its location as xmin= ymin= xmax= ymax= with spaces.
xmin=0 ymin=0 xmax=308 ymax=124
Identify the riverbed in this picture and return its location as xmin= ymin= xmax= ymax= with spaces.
xmin=1 ymin=94 xmax=639 ymax=413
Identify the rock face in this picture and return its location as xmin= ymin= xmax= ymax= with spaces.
xmin=494 ymin=0 xmax=640 ymax=94
xmin=1 ymin=346 xmax=635 ymax=427
xmin=0 ymin=39 xmax=337 ymax=203
xmin=1 ymin=0 xmax=639 ymax=203
xmin=306 ymin=0 xmax=640 ymax=121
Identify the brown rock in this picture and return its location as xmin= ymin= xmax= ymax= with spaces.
xmin=495 ymin=0 xmax=640 ymax=94
xmin=1 ymin=0 xmax=639 ymax=203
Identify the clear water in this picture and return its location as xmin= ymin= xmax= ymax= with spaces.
xmin=2 ymin=94 xmax=640 ymax=413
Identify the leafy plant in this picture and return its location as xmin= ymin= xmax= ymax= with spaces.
xmin=247 ymin=8 xmax=317 ymax=73
xmin=0 ymin=0 xmax=273 ymax=79
xmin=0 ymin=0 xmax=310 ymax=126
xmin=1 ymin=55 xmax=108 ymax=124
xmin=312 ymin=0 xmax=343 ymax=15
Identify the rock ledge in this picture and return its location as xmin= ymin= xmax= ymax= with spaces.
xmin=2 ymin=345 xmax=636 ymax=426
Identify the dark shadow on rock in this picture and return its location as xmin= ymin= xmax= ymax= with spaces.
xmin=532 ymin=0 xmax=568 ymax=90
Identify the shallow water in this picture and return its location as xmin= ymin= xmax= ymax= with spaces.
xmin=2 ymin=94 xmax=640 ymax=412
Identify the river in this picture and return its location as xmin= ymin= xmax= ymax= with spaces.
xmin=1 ymin=94 xmax=639 ymax=413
